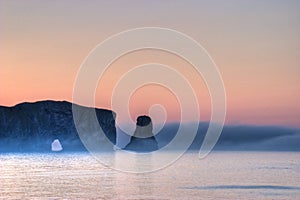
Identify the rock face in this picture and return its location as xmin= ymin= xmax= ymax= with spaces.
xmin=124 ymin=115 xmax=158 ymax=152
xmin=0 ymin=100 xmax=116 ymax=152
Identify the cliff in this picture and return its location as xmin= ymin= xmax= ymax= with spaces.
xmin=0 ymin=100 xmax=116 ymax=152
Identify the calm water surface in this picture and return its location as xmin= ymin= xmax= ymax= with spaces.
xmin=0 ymin=152 xmax=299 ymax=199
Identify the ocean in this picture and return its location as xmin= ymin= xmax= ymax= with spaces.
xmin=0 ymin=152 xmax=299 ymax=199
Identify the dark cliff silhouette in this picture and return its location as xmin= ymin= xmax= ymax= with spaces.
xmin=123 ymin=115 xmax=159 ymax=152
xmin=0 ymin=100 xmax=116 ymax=152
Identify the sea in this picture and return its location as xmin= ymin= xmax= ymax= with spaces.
xmin=0 ymin=151 xmax=299 ymax=200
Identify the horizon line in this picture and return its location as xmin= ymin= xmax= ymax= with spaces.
xmin=1 ymin=99 xmax=299 ymax=129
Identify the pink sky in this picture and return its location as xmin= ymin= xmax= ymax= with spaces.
xmin=0 ymin=1 xmax=299 ymax=127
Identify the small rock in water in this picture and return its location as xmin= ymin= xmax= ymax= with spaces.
xmin=51 ymin=139 xmax=63 ymax=152
xmin=124 ymin=115 xmax=158 ymax=152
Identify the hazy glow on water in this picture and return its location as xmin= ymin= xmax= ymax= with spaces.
xmin=0 ymin=152 xmax=299 ymax=199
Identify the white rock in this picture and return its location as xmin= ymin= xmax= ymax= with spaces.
xmin=51 ymin=139 xmax=63 ymax=152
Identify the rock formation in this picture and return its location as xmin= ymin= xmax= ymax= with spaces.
xmin=124 ymin=115 xmax=158 ymax=152
xmin=0 ymin=100 xmax=116 ymax=152
xmin=51 ymin=139 xmax=63 ymax=152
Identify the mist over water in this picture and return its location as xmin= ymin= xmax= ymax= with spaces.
xmin=117 ymin=123 xmax=300 ymax=151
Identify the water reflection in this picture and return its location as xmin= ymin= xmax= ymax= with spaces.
xmin=0 ymin=152 xmax=299 ymax=199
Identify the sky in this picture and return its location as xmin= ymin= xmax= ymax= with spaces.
xmin=0 ymin=0 xmax=299 ymax=127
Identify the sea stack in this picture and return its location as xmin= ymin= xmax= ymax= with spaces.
xmin=124 ymin=115 xmax=158 ymax=152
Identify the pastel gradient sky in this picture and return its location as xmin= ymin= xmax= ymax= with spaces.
xmin=1 ymin=1 xmax=299 ymax=127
